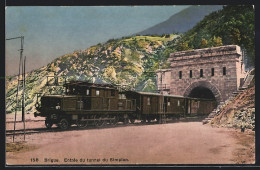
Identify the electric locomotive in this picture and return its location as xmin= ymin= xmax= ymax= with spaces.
xmin=34 ymin=81 xmax=136 ymax=129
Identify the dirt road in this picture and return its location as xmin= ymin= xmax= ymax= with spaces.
xmin=6 ymin=118 xmax=255 ymax=165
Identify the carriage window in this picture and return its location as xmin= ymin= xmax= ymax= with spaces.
xmin=96 ymin=90 xmax=100 ymax=96
xmin=86 ymin=89 xmax=90 ymax=95
xmin=111 ymin=90 xmax=115 ymax=96
xmin=177 ymin=100 xmax=180 ymax=106
xmin=147 ymin=97 xmax=151 ymax=105
xmin=167 ymin=98 xmax=171 ymax=106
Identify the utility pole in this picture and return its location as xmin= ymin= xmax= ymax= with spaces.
xmin=22 ymin=56 xmax=26 ymax=140
xmin=6 ymin=36 xmax=25 ymax=142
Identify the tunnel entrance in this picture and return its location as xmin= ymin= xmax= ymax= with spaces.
xmin=188 ymin=86 xmax=216 ymax=101
xmin=183 ymin=81 xmax=222 ymax=104
xmin=186 ymin=86 xmax=218 ymax=116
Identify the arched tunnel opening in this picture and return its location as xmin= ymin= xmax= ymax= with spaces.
xmin=188 ymin=86 xmax=216 ymax=101
xmin=187 ymin=86 xmax=218 ymax=117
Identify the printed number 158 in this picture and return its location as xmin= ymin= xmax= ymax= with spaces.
xmin=31 ymin=158 xmax=39 ymax=162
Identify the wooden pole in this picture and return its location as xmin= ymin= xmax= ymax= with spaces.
xmin=23 ymin=56 xmax=26 ymax=140
xmin=7 ymin=36 xmax=24 ymax=142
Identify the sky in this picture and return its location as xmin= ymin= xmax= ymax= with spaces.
xmin=5 ymin=6 xmax=190 ymax=76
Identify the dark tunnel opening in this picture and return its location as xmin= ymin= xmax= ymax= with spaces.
xmin=188 ymin=86 xmax=216 ymax=100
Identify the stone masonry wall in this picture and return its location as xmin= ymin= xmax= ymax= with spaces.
xmin=156 ymin=45 xmax=245 ymax=103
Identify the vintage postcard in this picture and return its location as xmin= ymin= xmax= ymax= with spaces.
xmin=5 ymin=4 xmax=255 ymax=166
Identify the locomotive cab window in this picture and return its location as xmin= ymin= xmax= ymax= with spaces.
xmin=147 ymin=97 xmax=151 ymax=105
xmin=86 ymin=89 xmax=90 ymax=95
xmin=119 ymin=94 xmax=126 ymax=99
xmin=167 ymin=98 xmax=171 ymax=106
xmin=177 ymin=100 xmax=180 ymax=106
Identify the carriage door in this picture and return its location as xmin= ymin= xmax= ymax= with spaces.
xmin=83 ymin=89 xmax=91 ymax=110
xmin=187 ymin=99 xmax=191 ymax=115
xmin=102 ymin=89 xmax=108 ymax=110
xmin=164 ymin=97 xmax=168 ymax=113
xmin=77 ymin=97 xmax=83 ymax=110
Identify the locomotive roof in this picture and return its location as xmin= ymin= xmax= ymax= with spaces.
xmin=64 ymin=80 xmax=116 ymax=89
xmin=42 ymin=95 xmax=77 ymax=98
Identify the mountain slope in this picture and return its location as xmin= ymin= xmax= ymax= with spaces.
xmin=136 ymin=5 xmax=223 ymax=35
xmin=156 ymin=5 xmax=255 ymax=69
xmin=6 ymin=35 xmax=177 ymax=114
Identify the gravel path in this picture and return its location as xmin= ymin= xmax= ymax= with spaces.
xmin=6 ymin=118 xmax=254 ymax=165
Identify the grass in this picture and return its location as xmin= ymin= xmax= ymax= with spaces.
xmin=6 ymin=142 xmax=38 ymax=153
xmin=121 ymin=34 xmax=176 ymax=43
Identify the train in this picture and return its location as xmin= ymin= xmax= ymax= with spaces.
xmin=34 ymin=81 xmax=217 ymax=129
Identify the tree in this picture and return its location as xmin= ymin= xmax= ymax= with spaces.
xmin=199 ymin=38 xmax=208 ymax=48
xmin=211 ymin=36 xmax=223 ymax=47
xmin=174 ymin=5 xmax=254 ymax=65
xmin=177 ymin=41 xmax=191 ymax=51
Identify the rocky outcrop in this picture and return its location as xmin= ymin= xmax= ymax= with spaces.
xmin=209 ymin=85 xmax=255 ymax=131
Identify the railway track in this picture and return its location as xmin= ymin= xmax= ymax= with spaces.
xmin=6 ymin=120 xmax=45 ymax=124
xmin=6 ymin=116 xmax=206 ymax=136
xmin=6 ymin=122 xmax=135 ymax=136
xmin=6 ymin=127 xmax=59 ymax=136
xmin=5 ymin=120 xmax=161 ymax=136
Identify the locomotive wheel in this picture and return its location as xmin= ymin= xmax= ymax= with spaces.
xmin=156 ymin=116 xmax=162 ymax=124
xmin=76 ymin=119 xmax=88 ymax=128
xmin=45 ymin=119 xmax=53 ymax=129
xmin=123 ymin=118 xmax=129 ymax=124
xmin=94 ymin=115 xmax=105 ymax=127
xmin=141 ymin=118 xmax=146 ymax=124
xmin=128 ymin=115 xmax=135 ymax=124
xmin=58 ymin=118 xmax=69 ymax=130
xmin=103 ymin=115 xmax=109 ymax=126
xmin=130 ymin=118 xmax=135 ymax=124
xmin=110 ymin=115 xmax=118 ymax=125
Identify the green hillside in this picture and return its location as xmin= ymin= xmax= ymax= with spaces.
xmin=6 ymin=35 xmax=177 ymax=114
xmin=175 ymin=5 xmax=255 ymax=66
